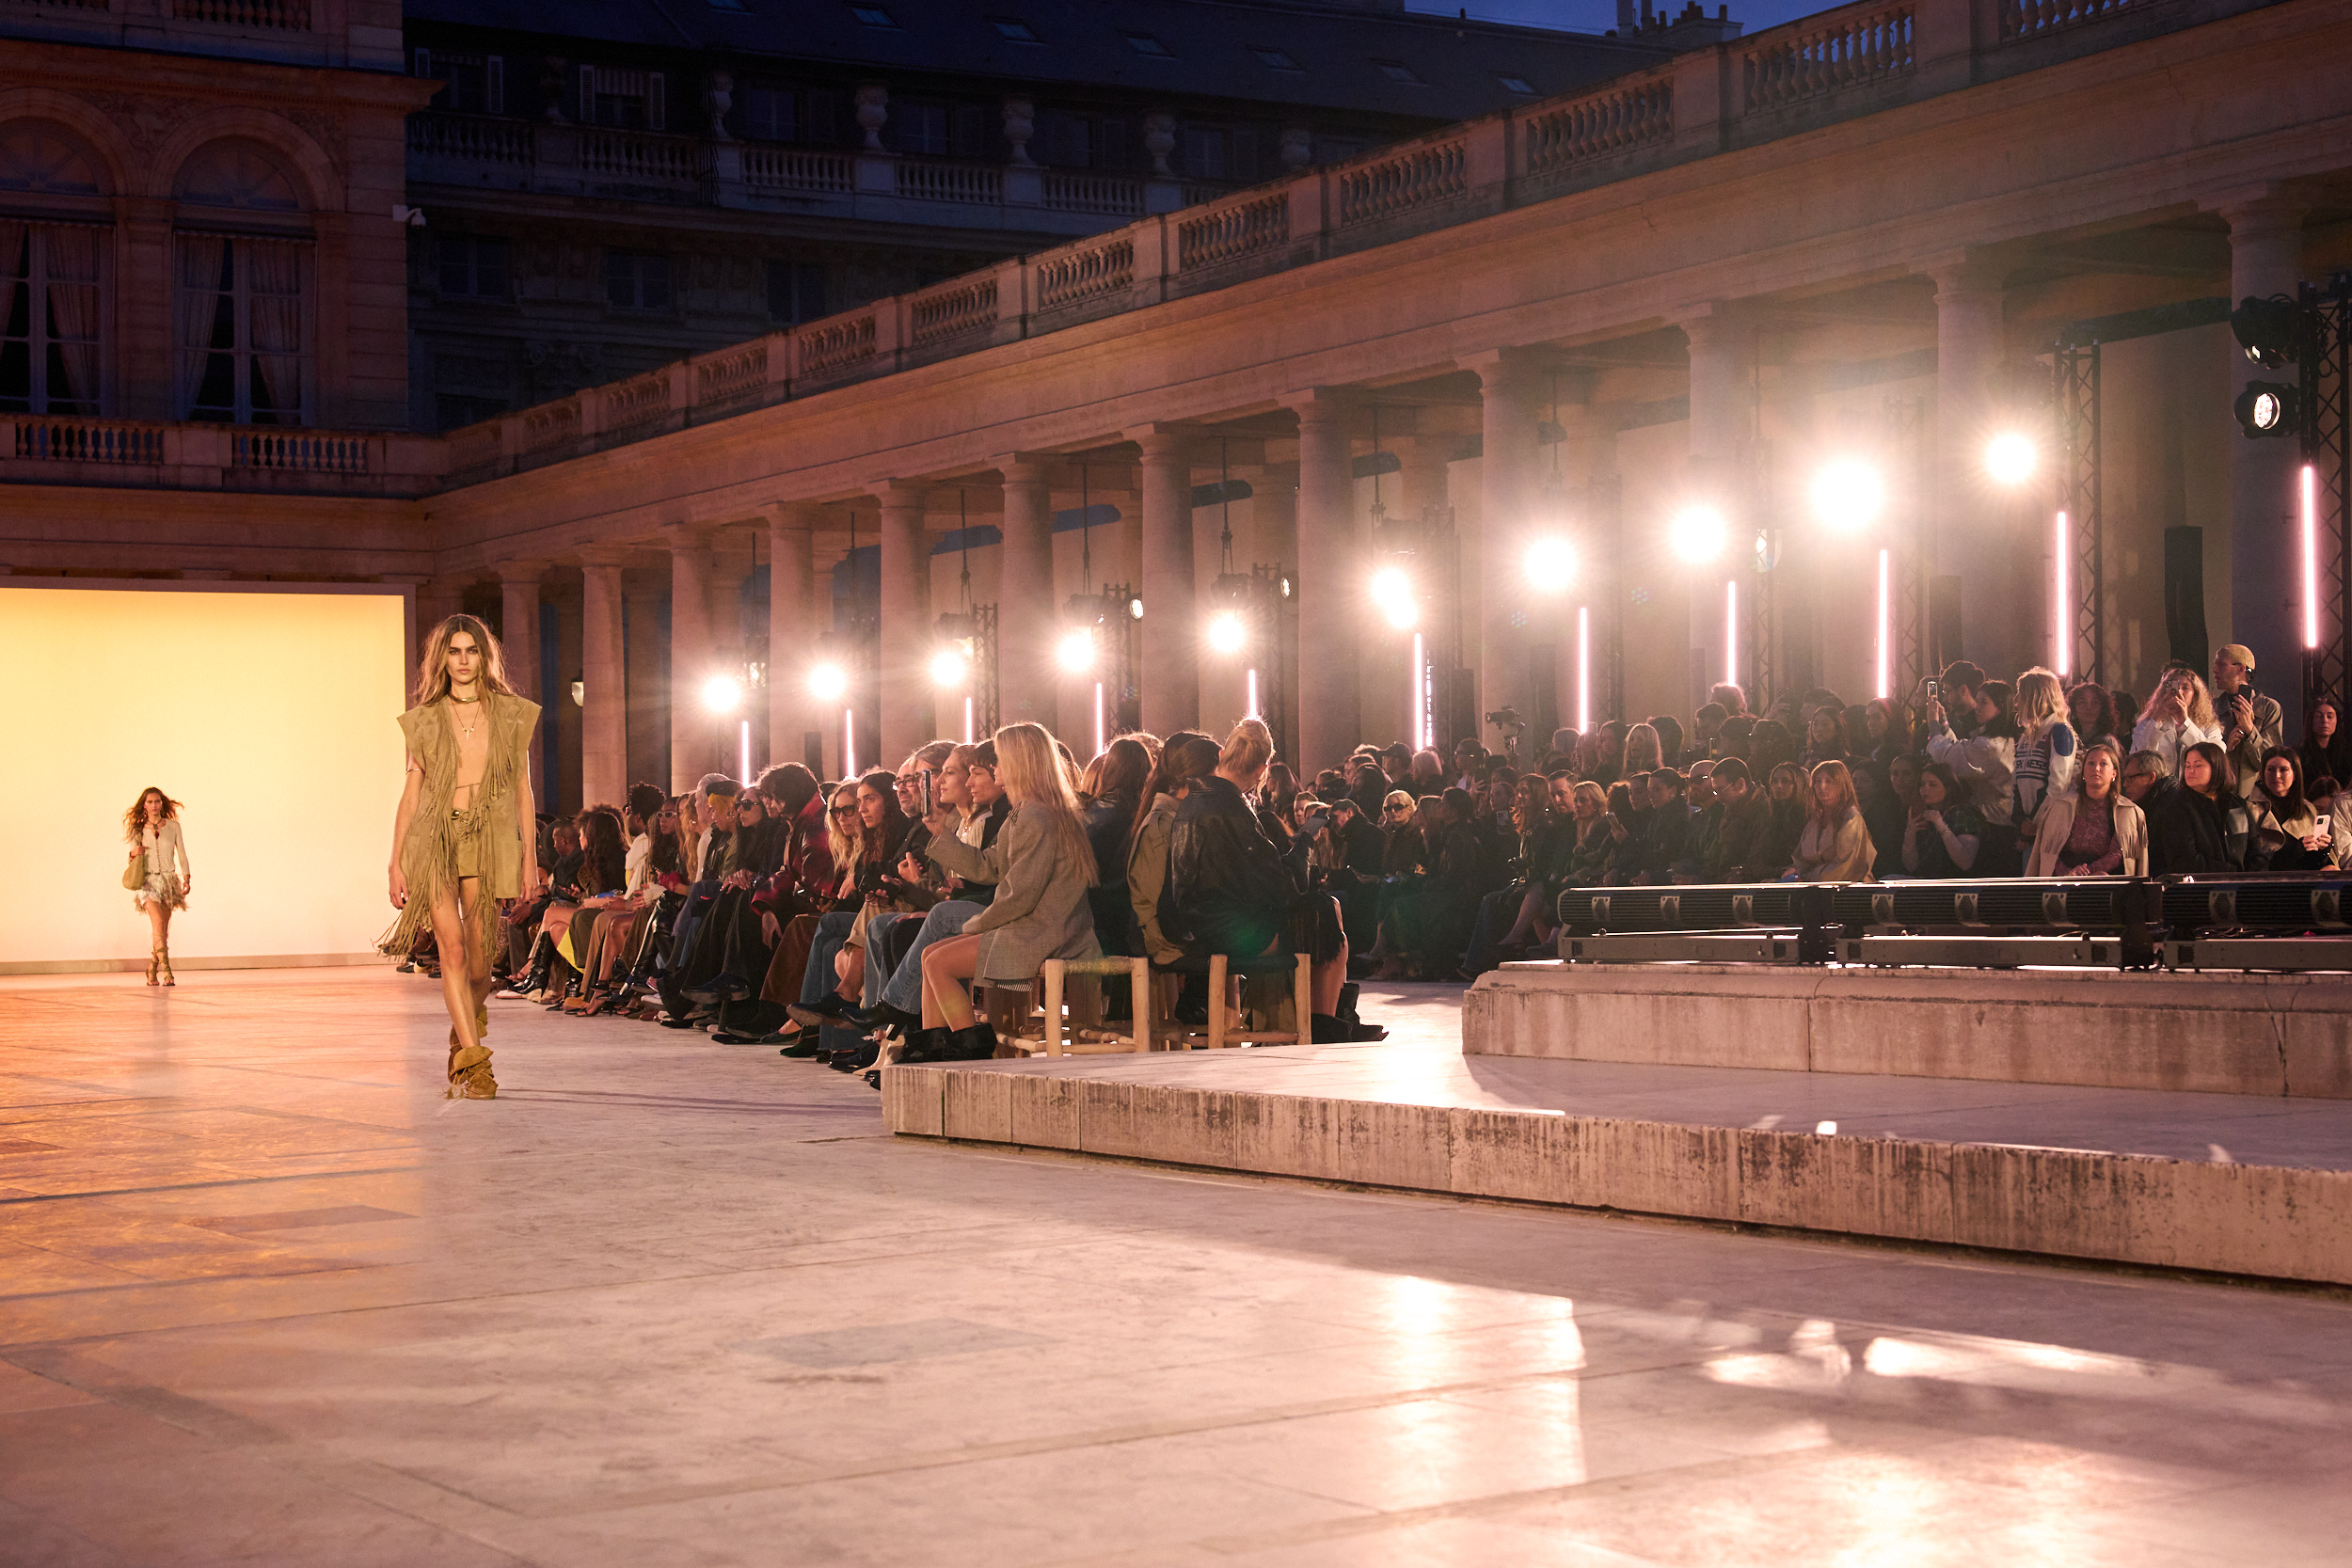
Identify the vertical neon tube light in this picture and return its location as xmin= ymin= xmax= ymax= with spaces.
xmin=842 ymin=709 xmax=855 ymax=777
xmin=1092 ymin=681 xmax=1105 ymax=757
xmin=1410 ymin=632 xmax=1427 ymax=751
xmin=739 ymin=719 xmax=751 ymax=787
xmin=2053 ymin=511 xmax=2072 ymax=677
xmin=1724 ymin=580 xmax=1740 ymax=689
xmin=2302 ymin=464 xmax=2321 ymax=650
xmin=962 ymin=695 xmax=975 ymax=745
xmin=1874 ymin=548 xmax=1890 ymax=701
xmin=1577 ymin=606 xmax=1591 ymax=733
xmin=1246 ymin=668 xmax=1260 ymax=720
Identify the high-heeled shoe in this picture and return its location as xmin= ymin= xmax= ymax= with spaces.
xmin=157 ymin=942 xmax=175 ymax=987
xmin=145 ymin=946 xmax=162 ymax=987
xmin=497 ymin=935 xmax=552 ymax=1001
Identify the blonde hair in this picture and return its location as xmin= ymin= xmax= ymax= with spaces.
xmin=1622 ymin=722 xmax=1662 ymax=775
xmin=412 ymin=613 xmax=518 ymax=707
xmin=993 ymin=722 xmax=1098 ymax=887
xmin=1219 ymin=718 xmax=1275 ymax=780
xmin=2014 ymin=667 xmax=2068 ymax=743
xmin=1805 ymin=759 xmax=1858 ymax=825
xmin=122 ymin=785 xmax=182 ymax=845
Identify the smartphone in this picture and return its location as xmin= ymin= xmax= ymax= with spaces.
xmin=1301 ymin=812 xmax=1332 ymax=839
xmin=1925 ymin=680 xmax=1940 ymax=698
xmin=919 ymin=772 xmax=937 ymax=817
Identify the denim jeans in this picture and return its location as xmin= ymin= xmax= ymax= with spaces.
xmin=882 ymin=900 xmax=984 ymax=1015
xmin=799 ymin=911 xmax=860 ymax=1006
xmin=861 ymin=911 xmax=909 ymax=1006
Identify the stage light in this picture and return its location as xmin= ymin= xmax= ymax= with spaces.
xmin=2235 ymin=381 xmax=2299 ymax=439
xmin=928 ymin=648 xmax=968 ymax=689
xmin=2304 ymin=464 xmax=2321 ymax=651
xmin=1369 ymin=566 xmax=1419 ymax=629
xmin=1523 ymin=536 xmax=1576 ymax=593
xmin=1667 ymin=506 xmax=1726 ymax=564
xmin=1057 ymin=627 xmax=1097 ymax=673
xmin=2231 ymin=293 xmax=2301 ymax=370
xmin=1983 ymin=432 xmax=2037 ymax=486
xmin=1809 ymin=459 xmax=1884 ymax=532
xmin=1206 ymin=610 xmax=1248 ymax=655
xmin=808 ymin=662 xmax=848 ymax=702
xmin=1128 ymin=596 xmax=1144 ymax=620
xmin=701 ymin=673 xmax=742 ymax=714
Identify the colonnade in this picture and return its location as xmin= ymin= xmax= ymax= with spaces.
xmin=423 ymin=194 xmax=2315 ymax=808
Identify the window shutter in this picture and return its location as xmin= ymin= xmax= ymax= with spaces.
xmin=579 ymin=64 xmax=595 ymax=124
xmin=646 ymin=71 xmax=666 ymax=131
xmin=486 ymin=56 xmax=505 ymax=115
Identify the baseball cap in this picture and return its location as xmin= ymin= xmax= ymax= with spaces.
xmin=2216 ymin=643 xmax=2256 ymax=672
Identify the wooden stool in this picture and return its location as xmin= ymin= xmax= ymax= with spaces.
xmin=1038 ymin=956 xmax=1158 ymax=1055
xmin=1200 ymin=952 xmax=1314 ymax=1050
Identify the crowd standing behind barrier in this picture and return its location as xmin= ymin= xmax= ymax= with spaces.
xmin=396 ymin=643 xmax=2352 ymax=1072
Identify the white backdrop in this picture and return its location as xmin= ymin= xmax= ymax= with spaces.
xmin=1 ymin=581 xmax=410 ymax=970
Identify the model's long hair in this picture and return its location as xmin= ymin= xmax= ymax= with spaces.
xmin=412 ymin=613 xmax=518 ymax=707
xmin=993 ymin=722 xmax=1098 ymax=887
xmin=121 ymin=786 xmax=182 ymax=845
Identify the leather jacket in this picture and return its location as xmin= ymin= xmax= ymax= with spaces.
xmin=1168 ymin=775 xmax=1314 ymax=958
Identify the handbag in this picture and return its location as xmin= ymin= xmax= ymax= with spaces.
xmin=121 ymin=850 xmax=146 ymax=891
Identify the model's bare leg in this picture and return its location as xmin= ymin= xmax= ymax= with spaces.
xmin=144 ymin=899 xmax=167 ymax=986
xmin=155 ymin=903 xmax=175 ymax=986
xmin=432 ymin=879 xmax=497 ymax=1098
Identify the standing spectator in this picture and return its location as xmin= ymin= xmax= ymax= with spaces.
xmin=1622 ymin=722 xmax=1664 ymax=777
xmin=2026 ymin=740 xmax=2145 ymax=877
xmin=2299 ymin=697 xmax=2352 ymax=796
xmin=1861 ymin=699 xmax=1912 ymax=767
xmin=2010 ymin=668 xmax=2080 ymax=860
xmin=1749 ymin=719 xmax=1797 ymax=778
xmin=1789 ymin=761 xmax=1874 ymax=880
xmin=1799 ymin=705 xmax=1851 ymax=770
xmin=2131 ymin=668 xmax=2221 ymax=778
xmin=1649 ymin=716 xmax=1686 ymax=769
xmin=1937 ymin=661 xmax=1991 ymax=739
xmin=2066 ymin=682 xmax=2121 ymax=752
xmin=2213 ymin=644 xmax=2284 ymax=796
xmin=1924 ymin=678 xmax=2020 ymax=874
xmin=1709 ymin=681 xmax=1749 ymax=717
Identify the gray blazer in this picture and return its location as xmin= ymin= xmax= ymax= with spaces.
xmin=926 ymin=803 xmax=1099 ymax=982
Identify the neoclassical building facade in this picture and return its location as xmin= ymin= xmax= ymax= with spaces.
xmin=7 ymin=0 xmax=2350 ymax=808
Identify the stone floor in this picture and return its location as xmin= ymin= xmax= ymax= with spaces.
xmin=3 ymin=968 xmax=2349 ymax=1566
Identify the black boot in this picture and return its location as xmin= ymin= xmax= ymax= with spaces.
xmin=944 ymin=1022 xmax=998 ymax=1060
xmin=501 ymin=935 xmax=552 ymax=999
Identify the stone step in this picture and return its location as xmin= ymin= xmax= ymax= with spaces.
xmin=882 ymin=1042 xmax=2352 ymax=1286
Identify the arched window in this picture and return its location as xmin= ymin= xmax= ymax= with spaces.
xmin=0 ymin=121 xmax=108 ymax=417
xmin=172 ymin=139 xmax=309 ymax=424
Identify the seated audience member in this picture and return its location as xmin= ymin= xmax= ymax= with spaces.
xmin=1674 ymin=766 xmax=1721 ymax=881
xmin=2120 ymin=748 xmax=2169 ymax=808
xmin=1463 ymin=774 xmax=1573 ymax=972
xmin=1901 ymin=762 xmax=1983 ymax=878
xmin=2025 ymin=739 xmax=2145 ymax=877
xmin=1924 ymin=678 xmax=2021 ymax=875
xmin=1168 ymin=721 xmax=1368 ymax=1037
xmin=1622 ymin=722 xmax=1664 ymax=778
xmin=1598 ymin=780 xmax=1650 ymax=885
xmin=1706 ymin=758 xmax=1772 ymax=881
xmin=2147 ymin=741 xmax=2250 ymax=875
xmin=1799 ymin=704 xmax=1851 ymax=770
xmin=1866 ymin=752 xmax=1920 ymax=878
xmin=1649 ymin=716 xmax=1686 ymax=770
xmin=1081 ymin=734 xmax=1157 ymax=958
xmin=2300 ymin=697 xmax=2352 ymax=796
xmin=1634 ymin=768 xmax=1689 ymax=883
xmin=906 ymin=723 xmax=1103 ymax=1065
xmin=1748 ymin=719 xmax=1796 ymax=778
xmin=1789 ymin=760 xmax=1875 ymax=881
xmin=667 ymin=785 xmax=788 ymax=1007
xmin=2248 ymin=747 xmax=2330 ymax=870
xmin=1757 ymin=762 xmax=1806 ymax=879
xmin=764 ymin=770 xmax=908 ymax=1050
xmin=1557 ymin=779 xmax=1614 ymax=887
xmin=1716 ymin=713 xmax=1756 ymax=765
xmin=1691 ymin=704 xmax=1727 ymax=759
xmin=1127 ymin=732 xmax=1219 ymax=1017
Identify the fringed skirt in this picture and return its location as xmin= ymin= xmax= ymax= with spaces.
xmin=135 ymin=873 xmax=186 ymax=913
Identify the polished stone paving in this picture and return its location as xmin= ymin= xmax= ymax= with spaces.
xmin=2 ymin=967 xmax=2349 ymax=1565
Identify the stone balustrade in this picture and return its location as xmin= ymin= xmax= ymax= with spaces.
xmin=2 ymin=414 xmax=436 ymax=494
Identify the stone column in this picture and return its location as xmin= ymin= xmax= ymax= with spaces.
xmin=1463 ymin=351 xmax=1550 ymax=738
xmin=995 ymin=454 xmax=1057 ymax=727
xmin=497 ymin=558 xmax=547 ymax=702
xmin=873 ymin=479 xmax=932 ymax=766
xmin=1129 ymin=425 xmax=1200 ymax=737
xmin=664 ymin=522 xmax=716 ymax=792
xmin=1679 ymin=309 xmax=1753 ymax=708
xmin=2219 ymin=193 xmax=2310 ymax=708
xmin=623 ymin=572 xmax=669 ymax=791
xmin=1928 ymin=259 xmax=2027 ymax=679
xmin=1254 ymin=464 xmax=1301 ymax=762
xmin=1285 ymin=389 xmax=1359 ymax=773
xmin=579 ymin=550 xmax=628 ymax=809
xmin=766 ymin=503 xmax=821 ymax=772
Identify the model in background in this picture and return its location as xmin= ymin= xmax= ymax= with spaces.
xmin=122 ymin=787 xmax=190 ymax=987
xmin=386 ymin=614 xmax=540 ymax=1100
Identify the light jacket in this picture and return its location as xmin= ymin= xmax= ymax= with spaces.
xmin=2024 ymin=792 xmax=2148 ymax=877
xmin=1126 ymin=793 xmax=1184 ymax=964
xmin=1926 ymin=726 xmax=2017 ymax=827
xmin=1790 ymin=811 xmax=1874 ymax=881
xmin=926 ymin=802 xmax=1099 ymax=983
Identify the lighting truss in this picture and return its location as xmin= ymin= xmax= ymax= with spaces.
xmin=2308 ymin=274 xmax=2352 ymax=710
xmin=2053 ymin=333 xmax=2105 ymax=685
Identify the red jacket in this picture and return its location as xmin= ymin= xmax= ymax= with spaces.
xmin=752 ymin=794 xmax=836 ymax=915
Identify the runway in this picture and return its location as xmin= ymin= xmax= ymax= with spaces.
xmin=2 ymin=967 xmax=2348 ymax=1565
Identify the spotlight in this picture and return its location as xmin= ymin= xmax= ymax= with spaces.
xmin=928 ymin=648 xmax=968 ymax=689
xmin=1983 ymin=432 xmax=2037 ymax=486
xmin=2230 ymin=293 xmax=2302 ymax=371
xmin=2234 ymin=381 xmax=2300 ymax=440
xmin=1369 ymin=565 xmax=1419 ymax=630
xmin=1808 ymin=459 xmax=1884 ymax=532
xmin=701 ymin=673 xmax=742 ymax=714
xmin=1206 ymin=610 xmax=1248 ymax=655
xmin=1523 ymin=537 xmax=1576 ymax=594
xmin=1056 ymin=627 xmax=1097 ymax=673
xmin=1667 ymin=506 xmax=1726 ymax=564
xmin=808 ymin=662 xmax=848 ymax=702
xmin=1128 ymin=596 xmax=1144 ymax=620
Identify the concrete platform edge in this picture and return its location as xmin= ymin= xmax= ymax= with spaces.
xmin=882 ymin=1064 xmax=2352 ymax=1286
